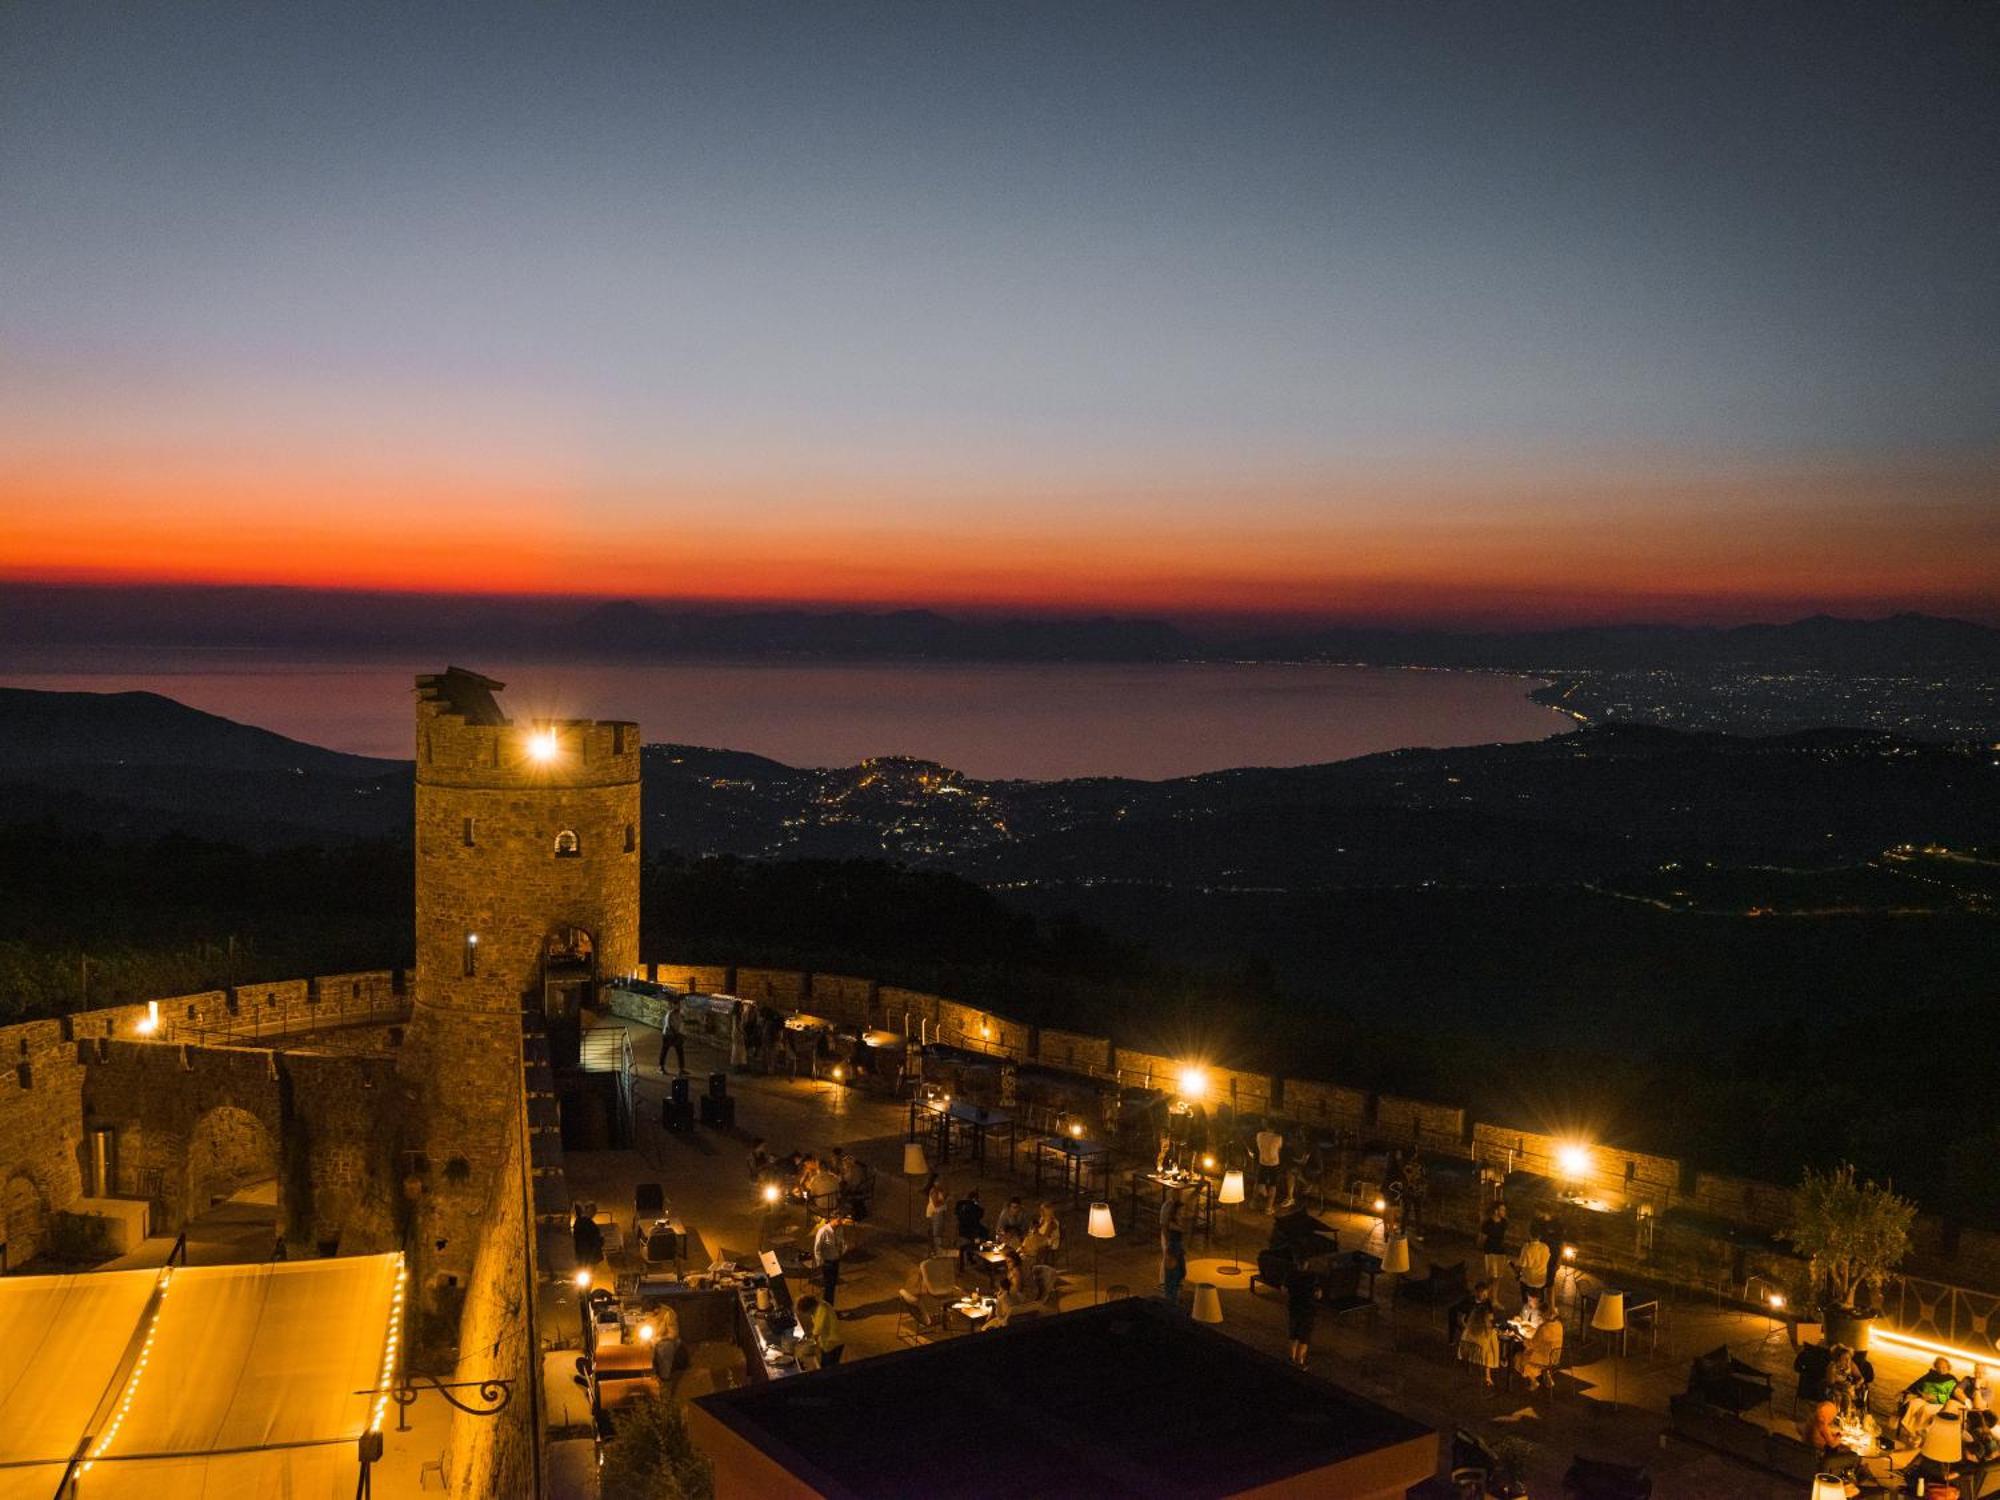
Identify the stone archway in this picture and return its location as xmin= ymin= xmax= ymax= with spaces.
xmin=2 ymin=1174 xmax=49 ymax=1271
xmin=186 ymin=1104 xmax=279 ymax=1214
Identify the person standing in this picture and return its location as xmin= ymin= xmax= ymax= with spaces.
xmin=658 ymin=994 xmax=687 ymax=1075
xmin=729 ymin=1004 xmax=748 ymax=1070
xmin=1160 ymin=1198 xmax=1188 ymax=1305
xmin=571 ymin=1201 xmax=605 ymax=1276
xmin=1254 ymin=1120 xmax=1285 ymax=1214
xmin=1285 ymin=1259 xmax=1319 ymax=1367
xmin=812 ymin=1214 xmax=848 ymax=1306
xmin=1515 ymin=1233 xmax=1551 ymax=1314
xmin=925 ymin=1175 xmax=950 ymax=1255
xmin=1459 ymin=1299 xmax=1501 ymax=1388
xmin=1479 ymin=1201 xmax=1511 ymax=1291
xmin=795 ymin=1293 xmax=845 ymax=1367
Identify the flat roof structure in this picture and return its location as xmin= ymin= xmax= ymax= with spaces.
xmin=688 ymin=1297 xmax=1437 ymax=1500
xmin=0 ymin=1253 xmax=404 ymax=1500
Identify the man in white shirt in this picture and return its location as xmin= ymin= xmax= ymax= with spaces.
xmin=1254 ymin=1123 xmax=1285 ymax=1213
xmin=812 ymin=1215 xmax=848 ymax=1305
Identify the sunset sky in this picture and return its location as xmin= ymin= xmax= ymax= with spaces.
xmin=3 ymin=2 xmax=1995 ymax=627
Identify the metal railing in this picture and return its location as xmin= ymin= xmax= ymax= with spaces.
xmin=185 ymin=991 xmax=410 ymax=1047
xmin=1883 ymin=1271 xmax=2000 ymax=1361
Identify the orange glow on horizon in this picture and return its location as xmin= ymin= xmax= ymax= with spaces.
xmin=2 ymin=445 xmax=1994 ymax=626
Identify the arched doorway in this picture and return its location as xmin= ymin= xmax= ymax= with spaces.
xmin=186 ymin=1104 xmax=279 ymax=1215
xmin=2 ymin=1174 xmax=49 ymax=1271
xmin=543 ymin=925 xmax=597 ymax=1065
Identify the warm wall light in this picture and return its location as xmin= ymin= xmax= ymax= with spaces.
xmin=573 ymin=1269 xmax=592 ymax=1291
xmin=1767 ymin=1292 xmax=1786 ymax=1311
xmin=1372 ymin=1196 xmax=1388 ymax=1213
xmin=527 ymin=728 xmax=559 ymax=763
xmin=1562 ymin=1244 xmax=1577 ymax=1262
xmin=1557 ymin=1143 xmax=1591 ymax=1178
xmin=1177 ymin=1067 xmax=1208 ymax=1102
xmin=135 ymin=1000 xmax=160 ymax=1037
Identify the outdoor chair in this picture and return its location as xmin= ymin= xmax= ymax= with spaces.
xmin=1318 ymin=1263 xmax=1378 ymax=1328
xmin=633 ymin=1183 xmax=664 ymax=1239
xmin=917 ymin=1255 xmax=962 ymax=1299
xmin=1686 ymin=1345 xmax=1774 ymax=1416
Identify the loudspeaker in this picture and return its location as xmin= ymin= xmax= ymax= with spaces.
xmin=708 ymin=1071 xmax=729 ymax=1100
xmin=662 ymin=1098 xmax=695 ymax=1133
xmin=670 ymin=1074 xmax=691 ymax=1105
xmin=699 ymin=1094 xmax=736 ymax=1127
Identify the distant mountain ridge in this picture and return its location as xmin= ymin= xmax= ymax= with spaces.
xmin=3 ymin=582 xmax=1993 ymax=669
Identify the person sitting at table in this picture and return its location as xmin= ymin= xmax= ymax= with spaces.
xmin=1897 ymin=1357 xmax=1959 ymax=1447
xmin=1804 ymin=1395 xmax=1859 ymax=1474
xmin=804 ymin=1156 xmax=842 ymax=1217
xmin=835 ymin=1149 xmax=870 ymax=1218
xmin=995 ymin=1196 xmax=1030 ymax=1244
xmin=1794 ymin=1339 xmax=1835 ymax=1405
xmin=955 ymin=1188 xmax=987 ymax=1267
xmin=1022 ymin=1202 xmax=1062 ymax=1265
xmin=749 ymin=1137 xmax=776 ymax=1182
xmin=1825 ymin=1343 xmax=1867 ymax=1417
xmin=1513 ymin=1306 xmax=1564 ymax=1390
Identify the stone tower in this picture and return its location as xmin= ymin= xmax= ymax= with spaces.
xmin=402 ymin=667 xmax=640 ymax=1287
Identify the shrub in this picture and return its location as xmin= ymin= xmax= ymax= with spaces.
xmin=600 ymin=1393 xmax=714 ymax=1500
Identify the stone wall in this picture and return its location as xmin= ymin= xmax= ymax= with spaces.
xmin=0 ymin=1019 xmax=86 ymax=1267
xmin=648 ymin=963 xmax=730 ymax=994
xmin=79 ymin=1036 xmax=402 ymax=1252
xmin=441 ymin=1122 xmax=537 ymax=1500
xmin=1037 ymin=1028 xmax=1111 ymax=1074
xmin=732 ymin=968 xmax=808 ymax=1007
xmin=1471 ymin=1123 xmax=1683 ymax=1213
xmin=1279 ymin=1079 xmax=1370 ymax=1134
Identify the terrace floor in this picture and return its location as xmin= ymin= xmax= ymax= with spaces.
xmin=557 ymin=1014 xmax=1939 ymax=1498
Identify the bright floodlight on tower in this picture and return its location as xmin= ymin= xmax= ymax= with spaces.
xmin=528 ymin=727 xmax=559 ymax=763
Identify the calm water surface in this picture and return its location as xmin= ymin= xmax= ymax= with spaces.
xmin=0 ymin=650 xmax=1568 ymax=780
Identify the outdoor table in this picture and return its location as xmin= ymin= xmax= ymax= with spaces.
xmin=908 ymin=1095 xmax=1014 ymax=1172
xmin=1028 ymin=1133 xmax=1112 ymax=1203
xmin=966 ymin=1241 xmax=1012 ymax=1286
xmin=1127 ymin=1168 xmax=1214 ymax=1235
xmin=947 ymin=1294 xmax=996 ymax=1335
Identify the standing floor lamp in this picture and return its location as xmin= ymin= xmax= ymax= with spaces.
xmin=1217 ymin=1169 xmax=1247 ymax=1279
xmin=1088 ymin=1201 xmax=1116 ymax=1303
xmin=1381 ymin=1234 xmax=1410 ymax=1346
xmin=1592 ymin=1291 xmax=1626 ymax=1412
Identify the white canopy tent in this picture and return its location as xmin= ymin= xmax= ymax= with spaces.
xmin=0 ymin=1253 xmax=403 ymax=1500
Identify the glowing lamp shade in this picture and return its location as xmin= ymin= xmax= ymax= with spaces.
xmin=637 ymin=1322 xmax=655 ymax=1344
xmin=1811 ymin=1476 xmax=1848 ymax=1500
xmin=761 ymin=1183 xmax=781 ymax=1204
xmin=1191 ymin=1283 xmax=1223 ymax=1324
xmin=1381 ymin=1236 xmax=1411 ymax=1275
xmin=1218 ymin=1170 xmax=1246 ymax=1206
xmin=902 ymin=1142 xmax=928 ymax=1177
xmin=1768 ymin=1292 xmax=1787 ymax=1311
xmin=1557 ymin=1143 xmax=1591 ymax=1178
xmin=527 ymin=728 xmax=560 ymax=763
xmin=1922 ymin=1409 xmax=1964 ymax=1464
xmin=1591 ymin=1291 xmax=1626 ymax=1334
xmin=1087 ymin=1202 xmax=1116 ymax=1239
xmin=1176 ymin=1067 xmax=1208 ymax=1102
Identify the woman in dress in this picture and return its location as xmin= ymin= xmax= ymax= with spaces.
xmin=1459 ymin=1300 xmax=1501 ymax=1388
xmin=925 ymin=1175 xmax=950 ymax=1255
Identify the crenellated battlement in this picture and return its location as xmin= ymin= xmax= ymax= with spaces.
xmin=415 ymin=667 xmax=638 ymax=789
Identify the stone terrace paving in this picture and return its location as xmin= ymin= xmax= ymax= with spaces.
xmin=555 ymin=1014 xmax=1950 ymax=1499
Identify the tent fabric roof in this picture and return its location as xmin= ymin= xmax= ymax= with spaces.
xmin=0 ymin=1254 xmax=402 ymax=1500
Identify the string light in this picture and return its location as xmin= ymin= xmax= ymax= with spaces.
xmin=81 ymin=1266 xmax=174 ymax=1474
xmin=369 ymin=1255 xmax=409 ymax=1434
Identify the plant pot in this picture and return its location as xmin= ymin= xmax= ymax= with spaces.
xmin=1825 ymin=1307 xmax=1876 ymax=1351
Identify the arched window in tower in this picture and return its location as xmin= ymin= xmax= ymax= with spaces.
xmin=554 ymin=829 xmax=581 ymax=858
xmin=624 ymin=823 xmax=636 ymax=853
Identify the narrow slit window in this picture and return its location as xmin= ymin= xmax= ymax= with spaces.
xmin=462 ymin=816 xmax=476 ymax=846
xmin=624 ymin=823 xmax=636 ymax=853
xmin=463 ymin=934 xmax=479 ymax=977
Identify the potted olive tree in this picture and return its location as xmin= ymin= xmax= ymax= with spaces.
xmin=1786 ymin=1163 xmax=1915 ymax=1351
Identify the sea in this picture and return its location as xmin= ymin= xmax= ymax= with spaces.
xmin=0 ymin=649 xmax=1569 ymax=781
